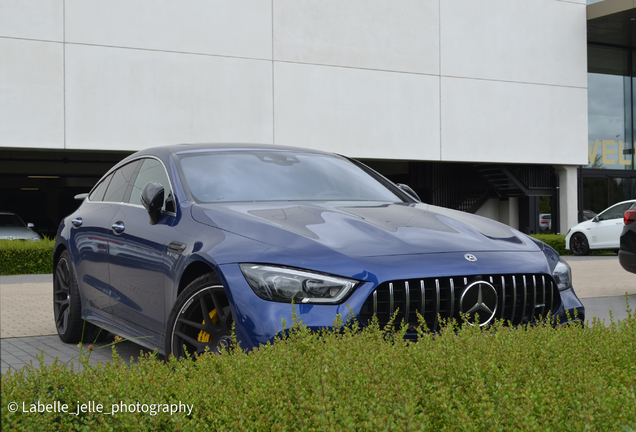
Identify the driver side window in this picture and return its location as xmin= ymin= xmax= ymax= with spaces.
xmin=128 ymin=158 xmax=175 ymax=213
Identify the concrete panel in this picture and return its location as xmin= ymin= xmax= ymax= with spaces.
xmin=440 ymin=77 xmax=588 ymax=165
xmin=65 ymin=44 xmax=273 ymax=151
xmin=0 ymin=0 xmax=63 ymax=41
xmin=476 ymin=198 xmax=500 ymax=221
xmin=274 ymin=0 xmax=439 ymax=74
xmin=65 ymin=0 xmax=272 ymax=60
xmin=0 ymin=39 xmax=64 ymax=149
xmin=441 ymin=0 xmax=587 ymax=88
xmin=555 ymin=164 xmax=579 ymax=233
xmin=274 ymin=62 xmax=440 ymax=160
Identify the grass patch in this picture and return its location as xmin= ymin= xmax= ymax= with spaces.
xmin=2 ymin=303 xmax=635 ymax=431
xmin=0 ymin=238 xmax=55 ymax=275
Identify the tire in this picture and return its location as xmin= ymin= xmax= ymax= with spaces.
xmin=165 ymin=273 xmax=234 ymax=358
xmin=570 ymin=233 xmax=590 ymax=256
xmin=53 ymin=250 xmax=107 ymax=343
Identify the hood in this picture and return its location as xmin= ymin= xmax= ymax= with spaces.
xmin=191 ymin=201 xmax=540 ymax=258
xmin=0 ymin=227 xmax=40 ymax=240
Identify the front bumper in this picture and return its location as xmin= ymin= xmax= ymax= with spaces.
xmin=218 ymin=255 xmax=586 ymax=350
xmin=554 ymin=287 xmax=585 ymax=324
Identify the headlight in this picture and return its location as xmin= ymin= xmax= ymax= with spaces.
xmin=552 ymin=258 xmax=572 ymax=291
xmin=239 ymin=264 xmax=359 ymax=304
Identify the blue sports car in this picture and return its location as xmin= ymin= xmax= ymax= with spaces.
xmin=53 ymin=144 xmax=585 ymax=357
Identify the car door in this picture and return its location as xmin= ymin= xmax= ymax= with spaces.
xmin=108 ymin=157 xmax=177 ymax=335
xmin=72 ymin=161 xmax=141 ymax=316
xmin=591 ymin=202 xmax=633 ymax=249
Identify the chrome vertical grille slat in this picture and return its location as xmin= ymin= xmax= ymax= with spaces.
xmin=511 ymin=276 xmax=517 ymax=324
xmin=522 ymin=275 xmax=528 ymax=321
xmin=532 ymin=275 xmax=537 ymax=313
xmin=373 ymin=290 xmax=377 ymax=316
xmin=420 ymin=280 xmax=425 ymax=318
xmin=500 ymin=276 xmax=506 ymax=320
xmin=434 ymin=279 xmax=440 ymax=332
xmin=449 ymin=278 xmax=455 ymax=319
xmin=359 ymin=273 xmax=562 ymax=332
xmin=550 ymin=279 xmax=554 ymax=316
xmin=404 ymin=281 xmax=410 ymax=324
xmin=540 ymin=276 xmax=546 ymax=318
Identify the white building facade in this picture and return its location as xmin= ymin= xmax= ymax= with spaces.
xmin=0 ymin=0 xmax=588 ymax=235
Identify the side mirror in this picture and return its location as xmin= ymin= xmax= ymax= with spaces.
xmin=27 ymin=223 xmax=35 ymax=229
xmin=397 ymin=184 xmax=421 ymax=202
xmin=592 ymin=216 xmax=599 ymax=223
xmin=141 ymin=182 xmax=165 ymax=225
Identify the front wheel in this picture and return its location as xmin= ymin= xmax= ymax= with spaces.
xmin=165 ymin=273 xmax=234 ymax=358
xmin=570 ymin=233 xmax=590 ymax=256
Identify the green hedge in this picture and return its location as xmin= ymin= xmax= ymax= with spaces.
xmin=2 ymin=306 xmax=636 ymax=431
xmin=0 ymin=238 xmax=55 ymax=275
xmin=530 ymin=234 xmax=614 ymax=256
xmin=530 ymin=234 xmax=570 ymax=255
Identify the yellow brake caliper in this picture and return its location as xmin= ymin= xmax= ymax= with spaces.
xmin=197 ymin=309 xmax=219 ymax=343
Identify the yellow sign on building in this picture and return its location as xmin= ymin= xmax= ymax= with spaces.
xmin=588 ymin=140 xmax=633 ymax=166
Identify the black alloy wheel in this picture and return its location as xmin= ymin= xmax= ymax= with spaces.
xmin=54 ymin=250 xmax=105 ymax=343
xmin=570 ymin=233 xmax=590 ymax=256
xmin=166 ymin=273 xmax=234 ymax=358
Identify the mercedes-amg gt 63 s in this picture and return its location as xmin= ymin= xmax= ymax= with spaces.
xmin=53 ymin=144 xmax=585 ymax=357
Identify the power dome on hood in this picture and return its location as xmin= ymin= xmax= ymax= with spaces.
xmin=191 ymin=201 xmax=536 ymax=258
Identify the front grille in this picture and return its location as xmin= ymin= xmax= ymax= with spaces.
xmin=359 ymin=274 xmax=561 ymax=331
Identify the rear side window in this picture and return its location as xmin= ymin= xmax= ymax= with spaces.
xmin=103 ymin=161 xmax=141 ymax=203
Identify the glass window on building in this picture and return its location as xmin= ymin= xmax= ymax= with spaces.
xmin=587 ymin=45 xmax=635 ymax=171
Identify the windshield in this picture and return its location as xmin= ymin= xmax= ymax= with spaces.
xmin=0 ymin=214 xmax=26 ymax=227
xmin=178 ymin=151 xmax=402 ymax=203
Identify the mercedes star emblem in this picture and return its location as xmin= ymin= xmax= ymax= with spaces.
xmin=464 ymin=254 xmax=477 ymax=262
xmin=459 ymin=281 xmax=498 ymax=326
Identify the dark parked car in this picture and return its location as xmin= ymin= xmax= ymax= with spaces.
xmin=53 ymin=144 xmax=585 ymax=357
xmin=619 ymin=202 xmax=636 ymax=274
xmin=582 ymin=210 xmax=597 ymax=221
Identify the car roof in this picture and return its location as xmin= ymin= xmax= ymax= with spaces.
xmin=145 ymin=143 xmax=334 ymax=157
xmin=598 ymin=199 xmax=636 ymax=213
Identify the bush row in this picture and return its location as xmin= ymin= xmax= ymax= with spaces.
xmin=530 ymin=234 xmax=615 ymax=256
xmin=2 ymin=305 xmax=635 ymax=431
xmin=0 ymin=239 xmax=55 ymax=275
xmin=530 ymin=234 xmax=571 ymax=255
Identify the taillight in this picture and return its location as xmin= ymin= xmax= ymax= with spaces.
xmin=625 ymin=210 xmax=636 ymax=225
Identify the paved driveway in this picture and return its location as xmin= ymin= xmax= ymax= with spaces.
xmin=1 ymin=255 xmax=635 ymax=374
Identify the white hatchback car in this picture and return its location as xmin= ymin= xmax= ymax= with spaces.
xmin=565 ymin=199 xmax=636 ymax=255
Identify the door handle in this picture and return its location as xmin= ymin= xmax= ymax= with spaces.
xmin=71 ymin=218 xmax=83 ymax=227
xmin=111 ymin=221 xmax=125 ymax=234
